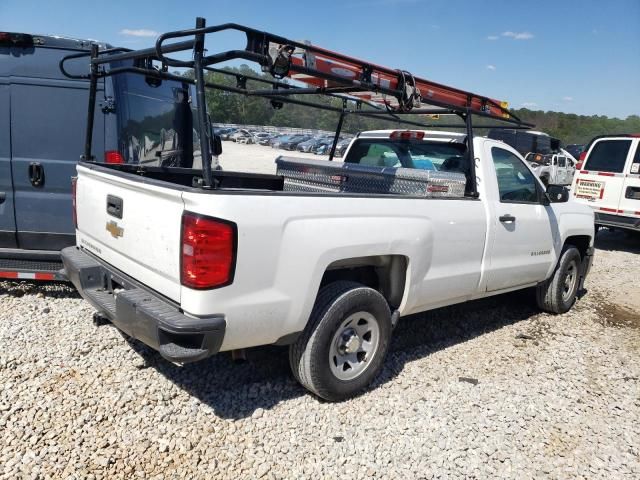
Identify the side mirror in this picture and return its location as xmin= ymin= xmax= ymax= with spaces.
xmin=546 ymin=184 xmax=570 ymax=203
xmin=211 ymin=134 xmax=223 ymax=156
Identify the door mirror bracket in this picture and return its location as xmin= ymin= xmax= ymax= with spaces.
xmin=545 ymin=184 xmax=570 ymax=203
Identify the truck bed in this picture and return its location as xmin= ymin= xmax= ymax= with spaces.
xmin=92 ymin=157 xmax=467 ymax=199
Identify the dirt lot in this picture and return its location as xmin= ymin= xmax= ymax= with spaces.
xmin=217 ymin=139 xmax=328 ymax=174
xmin=0 ymin=142 xmax=639 ymax=478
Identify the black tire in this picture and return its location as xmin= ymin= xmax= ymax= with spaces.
xmin=289 ymin=281 xmax=392 ymax=402
xmin=536 ymin=245 xmax=581 ymax=314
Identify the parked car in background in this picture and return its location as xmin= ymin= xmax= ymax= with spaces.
xmin=280 ymin=135 xmax=312 ymax=151
xmin=252 ymin=132 xmax=271 ymax=143
xmin=214 ymin=127 xmax=231 ymax=136
xmin=333 ymin=137 xmax=354 ymax=157
xmin=313 ymin=138 xmax=335 ymax=153
xmin=258 ymin=134 xmax=278 ymax=146
xmin=229 ymin=129 xmax=252 ymax=142
xmin=565 ymin=144 xmax=585 ymax=160
xmin=571 ymin=134 xmax=640 ymax=232
xmin=271 ymin=135 xmax=293 ymax=149
xmin=236 ymin=135 xmax=254 ymax=144
xmin=315 ymin=137 xmax=352 ymax=155
xmin=219 ymin=128 xmax=238 ymax=140
xmin=297 ymin=136 xmax=333 ymax=153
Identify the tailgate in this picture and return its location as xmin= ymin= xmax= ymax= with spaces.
xmin=75 ymin=164 xmax=184 ymax=302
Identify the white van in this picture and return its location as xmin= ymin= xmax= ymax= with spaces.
xmin=571 ymin=134 xmax=640 ymax=232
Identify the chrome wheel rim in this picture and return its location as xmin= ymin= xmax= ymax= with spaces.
xmin=562 ymin=260 xmax=578 ymax=302
xmin=329 ymin=311 xmax=380 ymax=381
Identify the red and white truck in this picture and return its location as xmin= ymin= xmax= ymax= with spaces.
xmin=572 ymin=134 xmax=640 ymax=232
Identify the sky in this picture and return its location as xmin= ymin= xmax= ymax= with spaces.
xmin=2 ymin=0 xmax=639 ymax=118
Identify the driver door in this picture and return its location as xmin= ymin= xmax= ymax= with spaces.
xmin=484 ymin=145 xmax=555 ymax=291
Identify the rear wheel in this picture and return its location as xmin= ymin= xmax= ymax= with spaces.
xmin=289 ymin=281 xmax=392 ymax=401
xmin=536 ymin=245 xmax=581 ymax=314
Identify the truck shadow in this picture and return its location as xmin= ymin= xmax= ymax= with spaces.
xmin=594 ymin=228 xmax=640 ymax=254
xmin=0 ymin=280 xmax=80 ymax=299
xmin=127 ymin=289 xmax=540 ymax=420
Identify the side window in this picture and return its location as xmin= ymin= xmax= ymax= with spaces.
xmin=558 ymin=156 xmax=566 ymax=167
xmin=491 ymin=147 xmax=539 ymax=203
xmin=367 ymin=144 xmax=400 ymax=167
xmin=348 ymin=142 xmax=400 ymax=167
xmin=584 ymin=140 xmax=631 ymax=173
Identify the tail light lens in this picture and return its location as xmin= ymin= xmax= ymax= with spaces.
xmin=390 ymin=130 xmax=425 ymax=141
xmin=71 ymin=177 xmax=78 ymax=228
xmin=181 ymin=213 xmax=236 ymax=289
xmin=105 ymin=150 xmax=124 ymax=164
xmin=0 ymin=32 xmax=34 ymax=48
xmin=576 ymin=151 xmax=587 ymax=170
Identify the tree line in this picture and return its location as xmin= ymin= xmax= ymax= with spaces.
xmin=202 ymin=66 xmax=640 ymax=145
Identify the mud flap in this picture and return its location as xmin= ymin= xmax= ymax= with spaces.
xmin=577 ymin=247 xmax=595 ymax=298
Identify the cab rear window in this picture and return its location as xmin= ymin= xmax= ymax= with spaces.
xmin=584 ymin=140 xmax=631 ymax=173
xmin=111 ymin=62 xmax=200 ymax=168
xmin=344 ymin=139 xmax=466 ymax=171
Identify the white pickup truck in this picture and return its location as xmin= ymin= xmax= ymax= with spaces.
xmin=526 ymin=151 xmax=577 ymax=187
xmin=62 ymin=129 xmax=595 ymax=401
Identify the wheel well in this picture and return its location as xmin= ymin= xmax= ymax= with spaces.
xmin=320 ymin=255 xmax=408 ymax=308
xmin=565 ymin=235 xmax=591 ymax=258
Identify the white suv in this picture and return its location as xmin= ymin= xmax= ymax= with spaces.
xmin=571 ymin=134 xmax=640 ymax=232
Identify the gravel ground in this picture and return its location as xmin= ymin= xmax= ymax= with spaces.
xmin=1 ymin=209 xmax=640 ymax=476
xmin=217 ymin=140 xmax=328 ymax=174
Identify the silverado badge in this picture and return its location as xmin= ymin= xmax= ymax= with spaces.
xmin=106 ymin=220 xmax=124 ymax=239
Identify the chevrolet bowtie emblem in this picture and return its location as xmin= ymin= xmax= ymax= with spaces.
xmin=106 ymin=220 xmax=124 ymax=238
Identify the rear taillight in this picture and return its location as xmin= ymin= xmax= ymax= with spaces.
xmin=576 ymin=151 xmax=587 ymax=170
xmin=105 ymin=150 xmax=125 ymax=164
xmin=181 ymin=213 xmax=236 ymax=289
xmin=71 ymin=177 xmax=78 ymax=228
xmin=0 ymin=32 xmax=34 ymax=48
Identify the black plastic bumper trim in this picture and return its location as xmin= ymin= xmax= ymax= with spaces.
xmin=61 ymin=246 xmax=226 ymax=363
xmin=595 ymin=212 xmax=640 ymax=232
